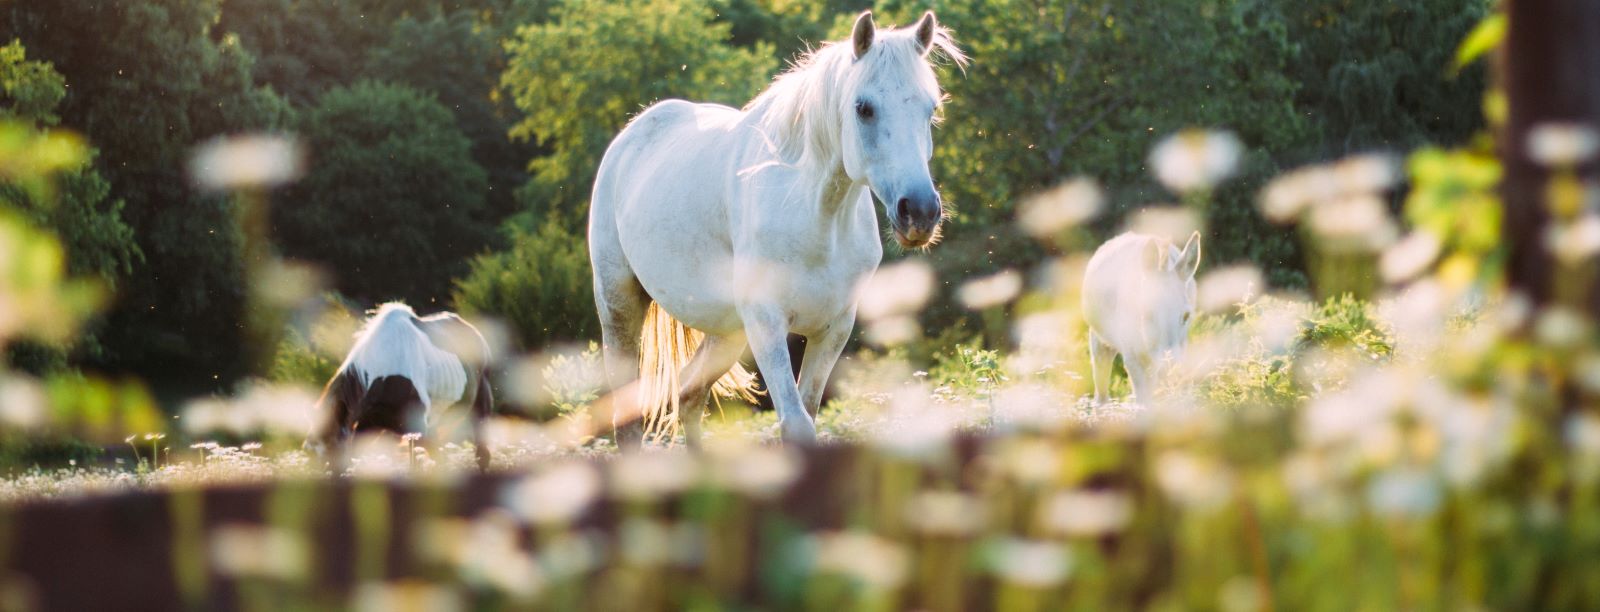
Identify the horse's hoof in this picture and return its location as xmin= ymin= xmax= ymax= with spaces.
xmin=779 ymin=421 xmax=817 ymax=445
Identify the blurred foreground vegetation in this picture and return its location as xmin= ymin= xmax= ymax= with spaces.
xmin=1 ymin=0 xmax=1487 ymax=388
xmin=8 ymin=1 xmax=1600 ymax=610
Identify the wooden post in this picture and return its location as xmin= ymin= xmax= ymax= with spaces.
xmin=1500 ymin=1 xmax=1600 ymax=311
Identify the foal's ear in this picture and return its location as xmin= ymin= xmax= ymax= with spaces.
xmin=914 ymin=11 xmax=938 ymax=55
xmin=852 ymin=11 xmax=876 ymax=60
xmin=1175 ymin=231 xmax=1202 ymax=278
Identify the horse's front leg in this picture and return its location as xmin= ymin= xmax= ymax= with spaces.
xmin=797 ymin=309 xmax=854 ymax=419
xmin=739 ymin=303 xmax=817 ymax=444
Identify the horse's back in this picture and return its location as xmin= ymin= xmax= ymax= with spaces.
xmin=589 ymin=99 xmax=754 ymax=332
xmin=416 ymin=312 xmax=490 ymax=371
xmin=1082 ymin=233 xmax=1165 ymax=348
xmin=593 ymin=99 xmax=744 ymax=210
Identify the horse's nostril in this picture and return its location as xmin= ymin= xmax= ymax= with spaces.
xmin=896 ymin=197 xmax=910 ymax=221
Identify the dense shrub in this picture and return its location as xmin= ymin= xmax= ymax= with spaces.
xmin=276 ymin=80 xmax=495 ymax=305
xmin=452 ymin=221 xmax=597 ymax=350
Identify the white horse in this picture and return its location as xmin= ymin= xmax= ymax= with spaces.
xmin=1082 ymin=232 xmax=1202 ymax=403
xmin=307 ymin=302 xmax=494 ymax=468
xmin=589 ymin=11 xmax=965 ymax=447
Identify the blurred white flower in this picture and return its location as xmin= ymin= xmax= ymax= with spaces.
xmin=1017 ymin=178 xmax=1103 ymax=237
xmin=352 ymin=581 xmax=463 ymax=612
xmin=1246 ymin=300 xmax=1307 ymax=354
xmin=871 ymin=387 xmax=956 ymax=461
xmin=1535 ymin=306 xmax=1591 ymax=349
xmin=1544 ymin=213 xmax=1600 ymax=264
xmin=856 ymin=259 xmax=935 ymax=321
xmin=1377 ymin=280 xmax=1449 ymax=355
xmin=991 ymin=383 xmax=1069 ymax=432
xmin=1154 ymin=451 xmax=1234 ymax=510
xmin=1260 ymin=155 xmax=1395 ymax=224
xmin=347 ymin=433 xmax=410 ymax=479
xmin=999 ymin=438 xmax=1060 ymax=485
xmin=958 ymin=269 xmax=1023 ymax=310
xmin=1332 ymin=154 xmax=1400 ymax=196
xmin=707 ymin=444 xmax=800 ymax=499
xmin=1380 ymin=231 xmax=1442 ymax=284
xmin=190 ymin=134 xmax=304 ymax=191
xmin=1259 ymin=170 xmax=1322 ymax=223
xmin=1366 ymin=467 xmax=1441 ymax=518
xmin=1126 ymin=207 xmax=1203 ymax=245
xmin=904 ymin=490 xmax=987 ymax=536
xmin=1012 ymin=312 xmax=1070 ymax=354
xmin=0 ymin=374 xmax=47 ymax=430
xmin=1306 ymin=194 xmax=1397 ymax=253
xmin=1042 ymin=489 xmax=1133 ymax=536
xmin=609 ymin=449 xmax=698 ymax=500
xmin=1302 ymin=369 xmax=1407 ymax=447
xmin=1149 ymin=129 xmax=1242 ymax=193
xmin=988 ymin=538 xmax=1073 ymax=587
xmin=505 ymin=461 xmax=600 ymax=525
xmin=863 ymin=315 xmax=921 ymax=347
xmin=210 ymin=524 xmax=307 ymax=580
xmin=1197 ymin=265 xmax=1262 ymax=313
xmin=1528 ymin=123 xmax=1599 ymax=166
xmin=810 ymin=530 xmax=909 ymax=589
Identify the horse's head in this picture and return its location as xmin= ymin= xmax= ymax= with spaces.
xmin=838 ymin=11 xmax=961 ymax=249
xmin=1151 ymin=232 xmax=1203 ymax=358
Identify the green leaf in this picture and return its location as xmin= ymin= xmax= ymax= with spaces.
xmin=1455 ymin=13 xmax=1506 ymax=71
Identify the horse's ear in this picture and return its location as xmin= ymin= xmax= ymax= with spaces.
xmin=914 ymin=11 xmax=937 ymax=55
xmin=852 ymin=11 xmax=876 ymax=60
xmin=1177 ymin=231 xmax=1202 ymax=278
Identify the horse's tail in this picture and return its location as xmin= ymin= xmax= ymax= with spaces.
xmin=637 ymin=301 xmax=761 ymax=440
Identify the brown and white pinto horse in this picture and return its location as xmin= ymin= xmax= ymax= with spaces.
xmin=307 ymin=302 xmax=494 ymax=470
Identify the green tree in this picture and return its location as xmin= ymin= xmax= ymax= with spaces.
xmin=0 ymin=40 xmax=141 ymax=370
xmin=501 ymin=0 xmax=777 ymax=228
xmin=365 ymin=9 xmax=535 ymax=222
xmin=3 ymin=0 xmax=291 ymax=386
xmin=276 ymin=81 xmax=493 ymax=304
xmin=0 ymin=40 xmax=139 ymax=289
xmin=453 ymin=221 xmax=596 ymax=349
xmin=1284 ymin=0 xmax=1490 ymax=157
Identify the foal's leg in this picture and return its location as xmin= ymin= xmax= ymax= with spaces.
xmin=593 ymin=269 xmax=649 ymax=452
xmin=739 ymin=303 xmax=816 ymax=444
xmin=1088 ymin=330 xmax=1116 ymax=404
xmin=1123 ymin=353 xmax=1155 ymax=406
xmin=797 ymin=311 xmax=854 ymax=420
xmin=674 ymin=332 xmax=748 ymax=450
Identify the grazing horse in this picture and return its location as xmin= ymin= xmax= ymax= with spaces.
xmin=307 ymin=302 xmax=494 ymax=469
xmin=1082 ymin=232 xmax=1202 ymax=403
xmin=589 ymin=11 xmax=965 ymax=448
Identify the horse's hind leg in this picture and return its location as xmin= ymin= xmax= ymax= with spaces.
xmin=593 ymin=264 xmax=649 ymax=452
xmin=675 ymin=332 xmax=748 ymax=450
xmin=1088 ymin=330 xmax=1116 ymax=404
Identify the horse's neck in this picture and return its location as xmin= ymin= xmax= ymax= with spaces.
xmin=742 ymin=101 xmax=869 ymax=232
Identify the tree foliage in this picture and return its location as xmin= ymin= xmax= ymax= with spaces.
xmin=500 ymin=0 xmax=777 ymax=228
xmin=452 ymin=221 xmax=596 ymax=349
xmin=365 ymin=9 xmax=535 ymax=221
xmin=3 ymin=0 xmax=291 ymax=385
xmin=276 ymin=81 xmax=493 ymax=304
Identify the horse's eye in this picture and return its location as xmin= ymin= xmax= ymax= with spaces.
xmin=855 ymin=100 xmax=874 ymax=120
xmin=1182 ymin=312 xmax=1192 ymax=324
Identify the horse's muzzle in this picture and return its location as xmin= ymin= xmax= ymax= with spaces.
xmin=893 ymin=190 xmax=943 ymax=248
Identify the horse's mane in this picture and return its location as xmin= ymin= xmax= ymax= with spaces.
xmin=745 ymin=19 xmax=966 ymax=174
xmin=339 ymin=302 xmax=468 ymax=412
